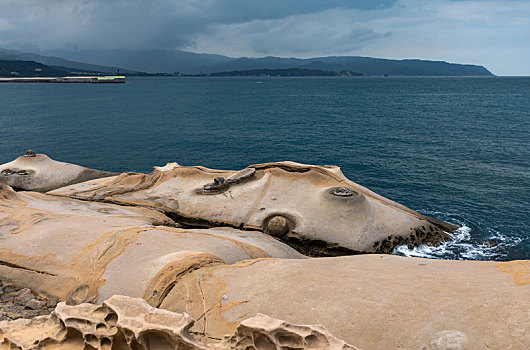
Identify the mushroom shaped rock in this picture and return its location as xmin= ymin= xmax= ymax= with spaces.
xmin=0 ymin=184 xmax=305 ymax=304
xmin=157 ymin=255 xmax=530 ymax=350
xmin=0 ymin=151 xmax=116 ymax=192
xmin=52 ymin=161 xmax=458 ymax=255
xmin=0 ymin=295 xmax=360 ymax=350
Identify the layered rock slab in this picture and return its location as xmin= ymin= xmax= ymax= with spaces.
xmin=157 ymin=254 xmax=530 ymax=349
xmin=0 ymin=296 xmax=359 ymax=350
xmin=0 ymin=184 xmax=304 ymax=304
xmin=51 ymin=160 xmax=458 ymax=255
xmin=0 ymin=151 xmax=116 ymax=192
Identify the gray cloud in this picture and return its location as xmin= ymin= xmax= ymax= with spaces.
xmin=0 ymin=0 xmax=529 ymax=74
xmin=190 ymin=8 xmax=392 ymax=58
xmin=0 ymin=0 xmax=397 ymax=51
xmin=208 ymin=0 xmax=397 ymax=23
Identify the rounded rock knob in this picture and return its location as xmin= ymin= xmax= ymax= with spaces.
xmin=265 ymin=215 xmax=291 ymax=237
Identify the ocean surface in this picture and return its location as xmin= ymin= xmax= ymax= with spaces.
xmin=0 ymin=76 xmax=528 ymax=261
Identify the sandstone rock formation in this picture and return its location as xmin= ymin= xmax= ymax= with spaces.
xmin=51 ymin=160 xmax=458 ymax=255
xmin=226 ymin=313 xmax=359 ymax=350
xmin=0 ymin=184 xmax=304 ymax=304
xmin=0 ymin=295 xmax=206 ymax=350
xmin=0 ymin=295 xmax=359 ymax=350
xmin=2 ymin=254 xmax=527 ymax=349
xmin=0 ymin=151 xmax=116 ymax=192
xmin=4 ymin=152 xmax=524 ymax=349
xmin=156 ymin=254 xmax=530 ymax=349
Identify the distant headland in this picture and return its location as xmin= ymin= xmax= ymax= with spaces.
xmin=1 ymin=47 xmax=493 ymax=77
xmin=0 ymin=60 xmax=124 ymax=83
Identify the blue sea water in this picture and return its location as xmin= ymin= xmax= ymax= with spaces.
xmin=0 ymin=76 xmax=528 ymax=261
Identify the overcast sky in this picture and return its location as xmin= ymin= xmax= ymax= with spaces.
xmin=0 ymin=0 xmax=529 ymax=75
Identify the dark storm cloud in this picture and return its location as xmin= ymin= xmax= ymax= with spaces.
xmin=209 ymin=0 xmax=397 ymax=23
xmin=0 ymin=0 xmax=397 ymax=51
xmin=0 ymin=0 xmax=529 ymax=74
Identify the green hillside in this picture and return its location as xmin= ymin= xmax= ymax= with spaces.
xmin=0 ymin=60 xmax=66 ymax=77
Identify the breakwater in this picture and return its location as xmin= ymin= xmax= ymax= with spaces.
xmin=0 ymin=76 xmax=125 ymax=83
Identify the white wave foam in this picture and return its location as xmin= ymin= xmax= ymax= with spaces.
xmin=393 ymin=224 xmax=522 ymax=261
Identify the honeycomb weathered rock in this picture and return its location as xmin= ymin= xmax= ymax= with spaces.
xmin=0 ymin=296 xmax=360 ymax=350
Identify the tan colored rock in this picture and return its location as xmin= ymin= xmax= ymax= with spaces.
xmin=0 ymin=296 xmax=360 ymax=350
xmin=0 ymin=314 xmax=66 ymax=350
xmin=0 ymin=184 xmax=304 ymax=304
xmin=0 ymin=151 xmax=116 ymax=192
xmin=157 ymin=254 xmax=530 ymax=350
xmin=51 ymin=160 xmax=458 ymax=255
xmin=0 ymin=295 xmax=206 ymax=350
xmin=226 ymin=313 xmax=360 ymax=350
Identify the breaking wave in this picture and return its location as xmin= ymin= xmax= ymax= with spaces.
xmin=393 ymin=210 xmax=523 ymax=261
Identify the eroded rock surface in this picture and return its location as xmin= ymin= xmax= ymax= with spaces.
xmin=5 ymin=153 xmax=522 ymax=349
xmin=0 ymin=151 xmax=116 ymax=192
xmin=158 ymin=255 xmax=530 ymax=349
xmin=0 ymin=295 xmax=206 ymax=350
xmin=51 ymin=160 xmax=458 ymax=255
xmin=0 ymin=296 xmax=359 ymax=350
xmin=0 ymin=184 xmax=304 ymax=304
xmin=226 ymin=313 xmax=360 ymax=350
xmin=0 ymin=281 xmax=56 ymax=321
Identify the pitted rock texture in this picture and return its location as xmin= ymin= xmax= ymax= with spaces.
xmin=0 ymin=295 xmax=206 ymax=350
xmin=0 ymin=296 xmax=359 ymax=350
xmin=0 ymin=152 xmax=116 ymax=192
xmin=226 ymin=313 xmax=360 ymax=350
xmin=51 ymin=160 xmax=458 ymax=255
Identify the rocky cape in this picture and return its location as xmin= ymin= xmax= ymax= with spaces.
xmin=0 ymin=151 xmax=527 ymax=349
xmin=1 ymin=47 xmax=493 ymax=76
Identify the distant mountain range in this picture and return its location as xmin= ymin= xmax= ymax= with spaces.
xmin=0 ymin=47 xmax=494 ymax=76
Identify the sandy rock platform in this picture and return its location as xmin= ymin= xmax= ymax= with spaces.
xmin=0 ymin=152 xmax=528 ymax=349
